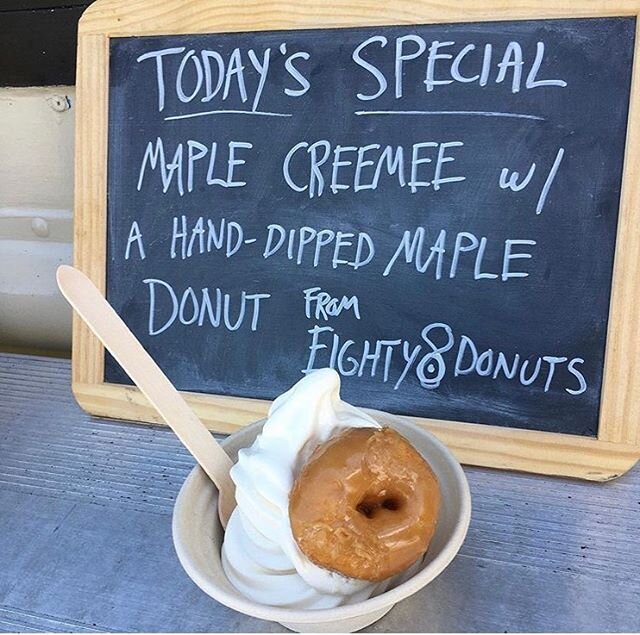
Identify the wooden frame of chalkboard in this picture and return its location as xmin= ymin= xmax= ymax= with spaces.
xmin=73 ymin=0 xmax=640 ymax=480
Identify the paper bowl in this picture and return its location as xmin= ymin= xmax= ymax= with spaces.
xmin=172 ymin=411 xmax=471 ymax=632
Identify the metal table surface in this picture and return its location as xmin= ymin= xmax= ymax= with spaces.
xmin=1 ymin=352 xmax=639 ymax=633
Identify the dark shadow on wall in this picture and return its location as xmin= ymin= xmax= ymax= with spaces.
xmin=0 ymin=1 xmax=96 ymax=87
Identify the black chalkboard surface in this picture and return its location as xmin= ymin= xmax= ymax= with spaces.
xmin=105 ymin=16 xmax=635 ymax=437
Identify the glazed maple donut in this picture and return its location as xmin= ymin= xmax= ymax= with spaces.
xmin=289 ymin=426 xmax=440 ymax=582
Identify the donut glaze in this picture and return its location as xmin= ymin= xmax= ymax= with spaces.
xmin=289 ymin=427 xmax=440 ymax=582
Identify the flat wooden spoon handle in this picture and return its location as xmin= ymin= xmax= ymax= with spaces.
xmin=57 ymin=265 xmax=235 ymax=527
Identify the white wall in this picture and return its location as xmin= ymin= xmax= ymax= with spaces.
xmin=0 ymin=86 xmax=75 ymax=353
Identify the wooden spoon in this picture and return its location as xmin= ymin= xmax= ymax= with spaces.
xmin=56 ymin=265 xmax=236 ymax=528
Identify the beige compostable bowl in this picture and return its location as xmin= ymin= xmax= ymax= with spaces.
xmin=172 ymin=411 xmax=471 ymax=632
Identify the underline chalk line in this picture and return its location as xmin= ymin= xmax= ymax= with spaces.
xmin=164 ymin=109 xmax=293 ymax=121
xmin=354 ymin=110 xmax=545 ymax=121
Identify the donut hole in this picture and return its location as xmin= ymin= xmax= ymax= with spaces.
xmin=356 ymin=491 xmax=405 ymax=519
xmin=382 ymin=497 xmax=400 ymax=511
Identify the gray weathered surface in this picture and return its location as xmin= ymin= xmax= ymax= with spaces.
xmin=0 ymin=353 xmax=639 ymax=632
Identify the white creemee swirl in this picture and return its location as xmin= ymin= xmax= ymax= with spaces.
xmin=221 ymin=368 xmax=394 ymax=609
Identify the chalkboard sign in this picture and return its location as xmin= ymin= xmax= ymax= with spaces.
xmin=74 ymin=0 xmax=640 ymax=479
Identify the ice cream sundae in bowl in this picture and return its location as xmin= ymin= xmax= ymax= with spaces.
xmin=172 ymin=369 xmax=471 ymax=632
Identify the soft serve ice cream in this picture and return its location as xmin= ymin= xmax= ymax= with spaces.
xmin=222 ymin=368 xmax=389 ymax=608
xmin=221 ymin=368 xmax=437 ymax=609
